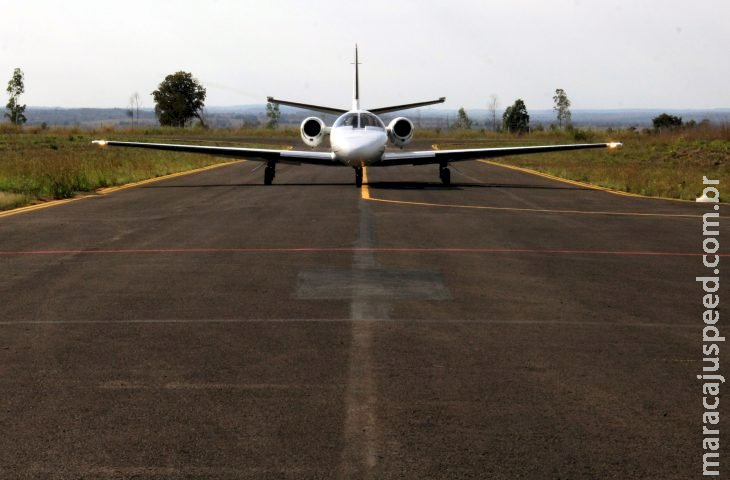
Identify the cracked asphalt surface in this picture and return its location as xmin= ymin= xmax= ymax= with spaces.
xmin=0 ymin=159 xmax=722 ymax=479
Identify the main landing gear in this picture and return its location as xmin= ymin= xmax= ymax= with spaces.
xmin=264 ymin=160 xmax=276 ymax=185
xmin=439 ymin=162 xmax=451 ymax=186
xmin=354 ymin=167 xmax=363 ymax=188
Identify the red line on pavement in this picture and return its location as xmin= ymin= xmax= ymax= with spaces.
xmin=0 ymin=247 xmax=724 ymax=257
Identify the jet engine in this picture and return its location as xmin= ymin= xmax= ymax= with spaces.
xmin=300 ymin=117 xmax=327 ymax=147
xmin=387 ymin=117 xmax=414 ymax=147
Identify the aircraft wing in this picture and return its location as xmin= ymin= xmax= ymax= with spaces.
xmin=376 ymin=142 xmax=622 ymax=166
xmin=92 ymin=141 xmax=338 ymax=166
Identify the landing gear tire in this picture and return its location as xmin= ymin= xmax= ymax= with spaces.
xmin=439 ymin=166 xmax=451 ymax=186
xmin=354 ymin=167 xmax=363 ymax=188
xmin=264 ymin=161 xmax=276 ymax=185
xmin=264 ymin=166 xmax=275 ymax=185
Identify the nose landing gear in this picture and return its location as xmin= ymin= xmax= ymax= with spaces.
xmin=354 ymin=167 xmax=363 ymax=188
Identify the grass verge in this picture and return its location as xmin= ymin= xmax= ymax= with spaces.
xmin=436 ymin=125 xmax=728 ymax=202
xmin=0 ymin=191 xmax=28 ymax=210
xmin=0 ymin=127 xmax=295 ymax=210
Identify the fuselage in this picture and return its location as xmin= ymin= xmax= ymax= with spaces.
xmin=329 ymin=110 xmax=388 ymax=167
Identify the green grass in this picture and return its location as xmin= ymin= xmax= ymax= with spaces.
xmin=435 ymin=125 xmax=729 ymax=201
xmin=0 ymin=126 xmax=296 ymax=209
xmin=0 ymin=123 xmax=727 ymax=210
xmin=0 ymin=191 xmax=28 ymax=210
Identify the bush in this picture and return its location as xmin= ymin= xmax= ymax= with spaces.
xmin=572 ymin=128 xmax=595 ymax=142
xmin=652 ymin=113 xmax=682 ymax=131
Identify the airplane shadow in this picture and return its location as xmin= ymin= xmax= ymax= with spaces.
xmin=141 ymin=183 xmax=357 ymax=188
xmin=142 ymin=181 xmax=591 ymax=191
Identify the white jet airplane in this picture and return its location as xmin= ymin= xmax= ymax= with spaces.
xmin=93 ymin=46 xmax=621 ymax=188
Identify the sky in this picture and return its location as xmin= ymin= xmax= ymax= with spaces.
xmin=1 ymin=0 xmax=728 ymax=110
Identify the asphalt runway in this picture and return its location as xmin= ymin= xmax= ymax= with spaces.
xmin=0 ymin=159 xmax=723 ymax=479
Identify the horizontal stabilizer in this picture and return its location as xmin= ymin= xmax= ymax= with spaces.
xmin=267 ymin=97 xmax=347 ymax=116
xmin=370 ymin=97 xmax=446 ymax=115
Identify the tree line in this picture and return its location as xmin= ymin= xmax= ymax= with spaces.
xmin=2 ymin=68 xmax=698 ymax=132
xmin=453 ymin=89 xmax=570 ymax=134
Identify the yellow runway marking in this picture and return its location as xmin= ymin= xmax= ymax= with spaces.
xmin=479 ymin=160 xmax=695 ymax=203
xmin=0 ymin=161 xmax=241 ymax=220
xmin=362 ymin=165 xmax=699 ymax=218
xmin=97 ymin=161 xmax=240 ymax=194
xmin=0 ymin=197 xmax=87 ymax=219
xmin=361 ymin=167 xmax=371 ymax=199
xmin=365 ymin=195 xmax=698 ymax=218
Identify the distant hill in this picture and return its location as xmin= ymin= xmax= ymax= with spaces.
xmin=19 ymin=106 xmax=730 ymax=129
xmin=24 ymin=107 xmax=158 ymax=127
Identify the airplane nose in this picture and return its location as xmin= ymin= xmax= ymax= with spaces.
xmin=337 ymin=139 xmax=372 ymax=165
xmin=332 ymin=129 xmax=386 ymax=166
xmin=345 ymin=141 xmax=370 ymax=157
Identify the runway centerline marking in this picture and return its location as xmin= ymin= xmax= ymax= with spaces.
xmin=1 ymin=247 xmax=722 ymax=257
xmin=338 ymin=187 xmax=381 ymax=478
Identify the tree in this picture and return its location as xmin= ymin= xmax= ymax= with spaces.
xmin=127 ymin=92 xmax=143 ymax=126
xmin=265 ymin=102 xmax=280 ymax=129
xmin=5 ymin=68 xmax=27 ymax=125
xmin=197 ymin=107 xmax=210 ymax=129
xmin=502 ymin=99 xmax=530 ymax=133
xmin=487 ymin=94 xmax=499 ymax=131
xmin=152 ymin=71 xmax=206 ymax=127
xmin=652 ymin=113 xmax=682 ymax=131
xmin=552 ymin=88 xmax=571 ymax=128
xmin=452 ymin=107 xmax=472 ymax=129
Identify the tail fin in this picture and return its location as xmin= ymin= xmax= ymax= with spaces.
xmin=354 ymin=45 xmax=359 ymax=101
xmin=353 ymin=44 xmax=360 ymax=111
xmin=351 ymin=45 xmax=446 ymax=114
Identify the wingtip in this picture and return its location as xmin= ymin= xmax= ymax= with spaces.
xmin=92 ymin=140 xmax=108 ymax=148
xmin=607 ymin=142 xmax=623 ymax=149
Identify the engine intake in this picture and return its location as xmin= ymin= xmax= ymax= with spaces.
xmin=301 ymin=117 xmax=328 ymax=147
xmin=387 ymin=117 xmax=414 ymax=147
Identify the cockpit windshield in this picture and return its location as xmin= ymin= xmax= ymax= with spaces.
xmin=333 ymin=112 xmax=385 ymax=129
xmin=334 ymin=113 xmax=358 ymax=128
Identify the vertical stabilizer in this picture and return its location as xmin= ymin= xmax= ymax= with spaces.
xmin=352 ymin=45 xmax=360 ymax=111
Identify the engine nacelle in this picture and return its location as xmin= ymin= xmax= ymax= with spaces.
xmin=387 ymin=117 xmax=414 ymax=147
xmin=300 ymin=117 xmax=328 ymax=147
